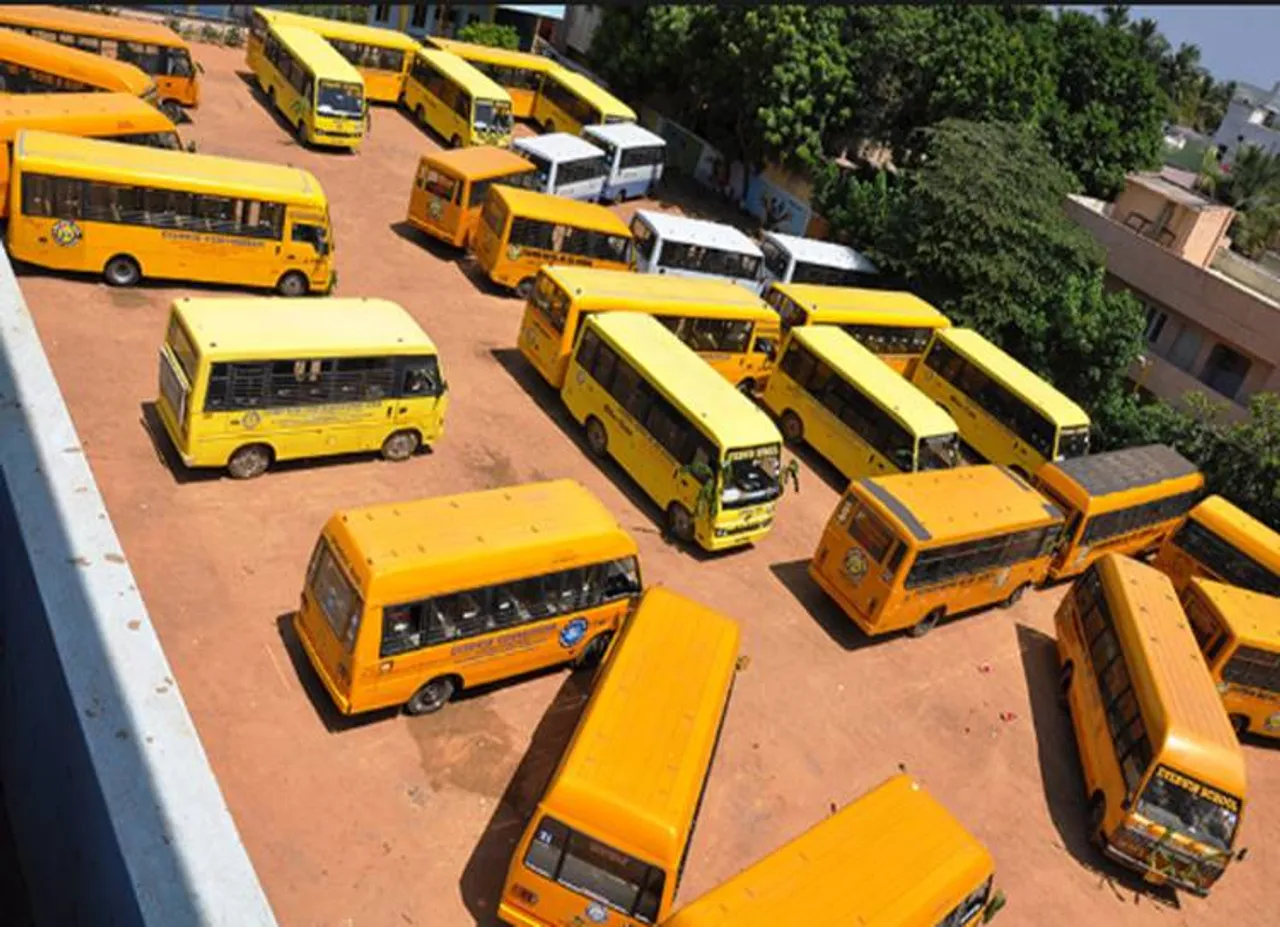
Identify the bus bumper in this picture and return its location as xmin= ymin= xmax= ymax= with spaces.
xmin=291 ymin=612 xmax=354 ymax=715
xmin=807 ymin=559 xmax=877 ymax=635
xmin=495 ymin=902 xmax=545 ymax=927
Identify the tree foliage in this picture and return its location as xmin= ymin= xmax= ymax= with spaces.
xmin=455 ymin=21 xmax=519 ymax=50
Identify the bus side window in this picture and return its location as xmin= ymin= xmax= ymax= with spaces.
xmin=291 ymin=222 xmax=328 ymax=254
xmin=400 ymin=360 xmax=441 ymax=397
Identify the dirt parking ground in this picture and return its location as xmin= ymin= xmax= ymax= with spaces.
xmin=14 ymin=43 xmax=1279 ymax=927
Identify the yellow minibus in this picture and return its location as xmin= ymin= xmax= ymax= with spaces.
xmin=472 ymin=184 xmax=633 ymax=298
xmin=0 ymin=4 xmax=195 ymax=117
xmin=1153 ymin=495 xmax=1280 ymax=597
xmin=762 ymin=325 xmax=961 ymax=481
xmin=250 ymin=7 xmax=416 ymax=103
xmin=0 ymin=26 xmax=157 ymax=103
xmin=763 ymin=282 xmax=951 ymax=375
xmin=1055 ymin=554 xmax=1248 ymax=896
xmin=7 ymin=129 xmax=335 ymax=294
xmin=563 ymin=312 xmax=786 ymax=551
xmin=498 ymin=586 xmax=739 ymax=927
xmin=294 ymin=479 xmax=640 ymax=716
xmin=663 ymin=774 xmax=1005 ymax=927
xmin=518 ymin=264 xmax=781 ymax=393
xmin=533 ymin=64 xmax=636 ymax=136
xmin=1032 ymin=444 xmax=1204 ymax=582
xmin=809 ymin=465 xmax=1064 ymax=637
xmin=156 ymin=297 xmax=447 ymax=479
xmin=406 ymin=145 xmax=536 ymax=248
xmin=911 ymin=328 xmax=1091 ymax=475
xmin=403 ymin=47 xmax=514 ymax=149
xmin=0 ymin=92 xmax=187 ymax=216
xmin=248 ymin=21 xmax=366 ymax=150
xmin=427 ymin=36 xmax=554 ymax=119
xmin=1180 ymin=578 xmax=1280 ymax=739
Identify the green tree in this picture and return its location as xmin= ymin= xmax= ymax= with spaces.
xmin=455 ymin=21 xmax=519 ymax=50
xmin=587 ymin=7 xmax=695 ymax=107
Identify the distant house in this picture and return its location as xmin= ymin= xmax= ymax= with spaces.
xmin=366 ymin=3 xmax=563 ymax=50
xmin=1212 ymin=80 xmax=1280 ymax=160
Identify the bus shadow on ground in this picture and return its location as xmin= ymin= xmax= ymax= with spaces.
xmin=459 ymin=670 xmax=595 ymax=925
xmin=768 ymin=558 xmax=886 ymax=653
xmin=386 ymin=220 xmax=466 ymax=263
xmin=779 ymin=438 xmax=850 ymax=495
xmin=233 ymin=70 xmax=313 ymax=150
xmin=1017 ymin=624 xmax=1180 ymax=911
xmin=489 ymin=346 xmax=731 ymax=562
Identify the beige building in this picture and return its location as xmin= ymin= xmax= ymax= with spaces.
xmin=1066 ymin=173 xmax=1280 ymax=421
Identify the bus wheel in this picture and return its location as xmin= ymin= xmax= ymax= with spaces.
xmin=160 ymin=99 xmax=183 ymax=123
xmin=1058 ymin=661 xmax=1074 ymax=708
xmin=227 ymin=444 xmax=272 ymax=480
xmin=667 ymin=503 xmax=694 ymax=544
xmin=450 ymin=134 xmax=462 ymax=149
xmin=575 ymin=632 xmax=613 ymax=670
xmin=276 ymin=271 xmax=309 ymax=297
xmin=1087 ymin=793 xmax=1107 ymax=849
xmin=1230 ymin=714 xmax=1249 ymax=737
xmin=908 ymin=607 xmax=944 ymax=638
xmin=415 ymin=104 xmax=425 ymax=125
xmin=544 ymin=119 xmax=556 ymax=134
xmin=737 ymin=379 xmax=756 ymax=398
xmin=266 ymin=84 xmax=275 ymax=106
xmin=381 ymin=429 xmax=420 ymax=462
xmin=1001 ymin=582 xmax=1031 ymax=609
xmin=103 ymin=254 xmax=141 ymax=287
xmin=584 ymin=416 xmax=609 ymax=459
xmin=779 ymin=410 xmax=804 ymax=445
xmin=405 ymin=677 xmax=456 ymax=716
xmin=294 ymin=120 xmax=307 ymax=147
xmin=514 ymin=277 xmax=536 ymax=300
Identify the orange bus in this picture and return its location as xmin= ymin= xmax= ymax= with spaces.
xmin=1152 ymin=495 xmax=1280 ymax=597
xmin=0 ymin=26 xmax=157 ymax=103
xmin=405 ymin=146 xmax=536 ymax=248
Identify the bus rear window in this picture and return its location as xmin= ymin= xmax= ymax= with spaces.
xmin=165 ymin=315 xmax=199 ymax=382
xmin=524 ymin=816 xmax=663 ymax=924
xmin=530 ymin=273 xmax=569 ymax=331
xmin=307 ymin=539 xmax=363 ymax=651
xmin=848 ymin=504 xmax=895 ymax=563
xmin=481 ymin=193 xmax=508 ymax=237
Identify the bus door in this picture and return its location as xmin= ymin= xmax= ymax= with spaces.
xmin=282 ymin=209 xmax=331 ymax=286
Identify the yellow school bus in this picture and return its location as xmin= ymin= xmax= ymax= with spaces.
xmin=403 ymin=47 xmax=514 ymax=149
xmin=1180 ymin=578 xmax=1280 ymax=739
xmin=1153 ymin=495 xmax=1280 ymax=597
xmin=518 ymin=265 xmax=782 ymax=393
xmin=1032 ymin=444 xmax=1204 ymax=582
xmin=250 ymin=7 xmax=416 ymax=103
xmin=472 ymin=184 xmax=633 ymax=298
xmin=911 ymin=328 xmax=1091 ymax=475
xmin=156 ymin=297 xmax=447 ymax=479
xmin=428 ymin=36 xmax=554 ymax=119
xmin=762 ymin=325 xmax=960 ymax=481
xmin=7 ymin=129 xmax=335 ymax=294
xmin=0 ymin=5 xmax=195 ymax=117
xmin=0 ymin=92 xmax=187 ymax=216
xmin=406 ymin=146 xmax=536 ymax=248
xmin=498 ymin=586 xmax=739 ymax=927
xmin=764 ymin=282 xmax=952 ymax=375
xmin=664 ymin=774 xmax=1004 ymax=927
xmin=809 ymin=465 xmax=1064 ymax=637
xmin=564 ymin=312 xmax=786 ymax=551
xmin=293 ymin=479 xmax=640 ymax=716
xmin=533 ymin=64 xmax=636 ymax=136
xmin=1055 ymin=554 xmax=1247 ymax=895
xmin=0 ymin=26 xmax=158 ymax=103
xmin=247 ymin=21 xmax=366 ymax=150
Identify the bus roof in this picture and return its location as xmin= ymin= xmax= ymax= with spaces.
xmin=634 ymin=210 xmax=763 ymax=257
xmin=544 ymin=265 xmax=772 ymax=316
xmin=770 ymin=283 xmax=951 ymax=326
xmin=271 ymin=23 xmax=364 ymax=85
xmin=420 ymin=145 xmax=533 ymax=181
xmin=544 ymin=65 xmax=637 ymax=121
xmin=937 ymin=328 xmax=1090 ymax=429
xmin=1098 ymin=554 xmax=1246 ymax=794
xmin=857 ymin=465 xmax=1062 ymax=544
xmin=1187 ymin=495 xmax=1280 ymax=571
xmin=763 ymin=232 xmax=879 ymax=273
xmin=0 ymin=5 xmax=187 ymax=48
xmin=664 ymin=774 xmax=993 ymax=927
xmin=492 ymin=185 xmax=631 ymax=235
xmin=1046 ymin=444 xmax=1201 ymax=498
xmin=15 ymin=129 xmax=326 ymax=206
xmin=325 ymin=479 xmax=636 ymax=594
xmin=1190 ymin=578 xmax=1280 ymax=650
xmin=513 ymin=131 xmax=606 ymax=162
xmin=427 ymin=35 xmax=555 ymax=72
xmin=544 ymin=586 xmax=739 ymax=867
xmin=590 ymin=312 xmax=783 ymax=451
xmin=258 ymin=7 xmax=419 ymax=50
xmin=0 ymin=28 xmax=155 ymax=97
xmin=582 ymin=121 xmax=666 ymax=149
xmin=794 ymin=327 xmax=958 ymax=439
xmin=0 ymin=92 xmax=174 ymax=140
xmin=414 ymin=47 xmax=511 ymax=102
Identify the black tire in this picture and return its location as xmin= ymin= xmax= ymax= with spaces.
xmin=737 ymin=379 xmax=756 ymax=398
xmin=779 ymin=410 xmax=804 ymax=445
xmin=1002 ymin=582 xmax=1031 ymax=609
xmin=1087 ymin=793 xmax=1107 ymax=849
xmin=544 ymin=119 xmax=556 ymax=135
xmin=295 ymin=119 xmax=307 ymax=146
xmin=160 ymin=99 xmax=183 ymax=123
xmin=381 ymin=429 xmax=420 ymax=462
xmin=103 ymin=254 xmax=141 ymax=287
xmin=1230 ymin=714 xmax=1249 ymax=737
xmin=267 ymin=85 xmax=275 ymax=106
xmin=1058 ymin=660 xmax=1074 ymax=708
xmin=415 ymin=103 xmax=425 ymax=125
xmin=667 ymin=502 xmax=694 ymax=544
xmin=584 ymin=416 xmax=608 ymax=459
xmin=514 ymin=277 xmax=536 ymax=300
xmin=277 ymin=271 xmax=309 ymax=297
xmin=908 ymin=607 xmax=944 ymax=638
xmin=450 ymin=134 xmax=462 ymax=149
xmin=574 ymin=632 xmax=612 ymax=670
xmin=227 ymin=444 xmax=271 ymax=480
xmin=405 ymin=677 xmax=455 ymax=716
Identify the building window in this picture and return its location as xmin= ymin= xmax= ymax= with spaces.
xmin=373 ymin=4 xmax=392 ymax=22
xmin=1143 ymin=303 xmax=1169 ymax=344
xmin=1167 ymin=324 xmax=1203 ymax=372
xmin=411 ymin=4 xmax=430 ymax=30
xmin=1198 ymin=343 xmax=1252 ymax=401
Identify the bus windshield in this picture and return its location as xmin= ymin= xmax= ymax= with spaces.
xmin=721 ymin=445 xmax=782 ymax=509
xmin=524 ymin=816 xmax=663 ymax=924
xmin=317 ymin=79 xmax=363 ymax=118
xmin=308 ymin=541 xmax=362 ymax=651
xmin=1058 ymin=426 xmax=1091 ymax=459
xmin=475 ymin=98 xmax=512 ymax=133
xmin=918 ymin=433 xmax=960 ymax=471
xmin=1136 ymin=770 xmax=1239 ymax=853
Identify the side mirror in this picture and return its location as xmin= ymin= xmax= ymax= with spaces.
xmin=185 ymin=141 xmax=197 ymax=153
xmin=196 ymin=61 xmax=205 ymax=75
xmin=1237 ymin=847 xmax=1249 ymax=862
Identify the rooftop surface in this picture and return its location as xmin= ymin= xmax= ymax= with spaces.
xmin=635 ymin=209 xmax=763 ymax=255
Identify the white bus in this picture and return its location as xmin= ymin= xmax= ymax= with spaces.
xmin=759 ymin=231 xmax=880 ymax=288
xmin=630 ymin=209 xmax=764 ymax=293
xmin=582 ymin=121 xmax=665 ymax=202
xmin=511 ymin=132 xmax=608 ymax=202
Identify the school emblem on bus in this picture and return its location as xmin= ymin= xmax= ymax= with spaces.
xmin=242 ymin=410 xmax=261 ymax=429
xmin=559 ymin=618 xmax=588 ymax=649
xmin=506 ymin=243 xmax=522 ymax=262
xmin=843 ymin=548 xmax=868 ymax=583
xmin=50 ymin=219 xmax=82 ymax=248
xmin=584 ymin=902 xmax=607 ymax=924
xmin=428 ymin=197 xmax=443 ymax=220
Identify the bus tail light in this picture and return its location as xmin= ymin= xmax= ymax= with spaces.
xmin=510 ymin=883 xmax=539 ymax=906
